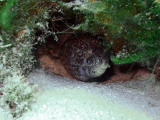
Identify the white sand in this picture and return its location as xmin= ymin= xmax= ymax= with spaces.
xmin=1 ymin=69 xmax=160 ymax=120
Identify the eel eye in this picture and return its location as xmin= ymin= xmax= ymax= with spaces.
xmin=85 ymin=49 xmax=93 ymax=59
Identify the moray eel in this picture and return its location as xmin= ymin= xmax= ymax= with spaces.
xmin=61 ymin=34 xmax=113 ymax=82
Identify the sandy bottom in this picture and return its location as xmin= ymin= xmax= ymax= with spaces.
xmin=1 ymin=69 xmax=160 ymax=120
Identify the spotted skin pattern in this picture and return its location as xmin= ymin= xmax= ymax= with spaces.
xmin=61 ymin=35 xmax=112 ymax=82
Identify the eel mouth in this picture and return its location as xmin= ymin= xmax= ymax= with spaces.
xmin=91 ymin=61 xmax=110 ymax=77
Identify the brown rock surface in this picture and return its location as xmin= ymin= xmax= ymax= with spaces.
xmin=35 ymin=44 xmax=74 ymax=80
xmin=156 ymin=65 xmax=160 ymax=81
xmin=104 ymin=65 xmax=154 ymax=83
xmin=37 ymin=50 xmax=75 ymax=80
